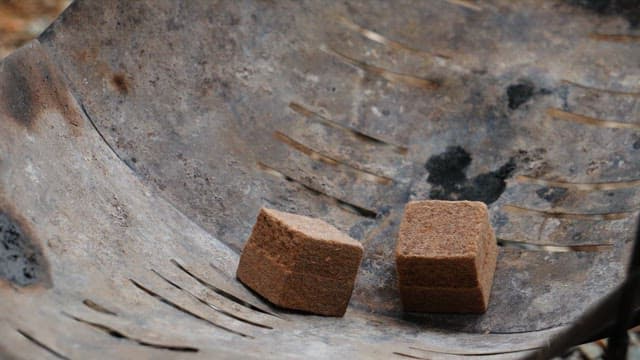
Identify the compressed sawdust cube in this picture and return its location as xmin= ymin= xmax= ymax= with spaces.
xmin=236 ymin=208 xmax=363 ymax=316
xmin=396 ymin=200 xmax=498 ymax=313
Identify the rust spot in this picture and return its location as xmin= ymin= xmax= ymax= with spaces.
xmin=111 ymin=73 xmax=130 ymax=94
xmin=72 ymin=47 xmax=98 ymax=64
xmin=0 ymin=43 xmax=84 ymax=136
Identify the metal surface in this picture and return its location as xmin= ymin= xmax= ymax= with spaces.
xmin=0 ymin=0 xmax=639 ymax=358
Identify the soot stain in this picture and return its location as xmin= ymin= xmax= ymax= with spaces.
xmin=0 ymin=209 xmax=49 ymax=287
xmin=348 ymin=219 xmax=376 ymax=240
xmin=632 ymin=134 xmax=640 ymax=150
xmin=570 ymin=0 xmax=640 ymax=27
xmin=1 ymin=58 xmax=35 ymax=128
xmin=536 ymin=187 xmax=568 ymax=203
xmin=425 ymin=146 xmax=516 ymax=205
xmin=1 ymin=46 xmax=84 ymax=135
xmin=506 ymin=81 xmax=535 ymax=110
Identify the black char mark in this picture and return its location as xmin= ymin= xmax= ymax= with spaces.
xmin=425 ymin=146 xmax=516 ymax=205
xmin=0 ymin=210 xmax=49 ymax=287
xmin=506 ymin=81 xmax=535 ymax=110
xmin=570 ymin=0 xmax=640 ymax=27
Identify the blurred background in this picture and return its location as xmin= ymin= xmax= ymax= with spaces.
xmin=0 ymin=0 xmax=70 ymax=59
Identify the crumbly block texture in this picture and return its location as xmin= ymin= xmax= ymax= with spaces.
xmin=261 ymin=208 xmax=360 ymax=246
xmin=400 ymin=231 xmax=498 ymax=313
xmin=397 ymin=200 xmax=491 ymax=286
xmin=396 ymin=200 xmax=498 ymax=313
xmin=237 ymin=208 xmax=363 ymax=316
xmin=397 ymin=200 xmax=489 ymax=258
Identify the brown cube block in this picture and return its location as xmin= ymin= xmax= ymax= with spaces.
xmin=236 ymin=208 xmax=363 ymax=316
xmin=396 ymin=200 xmax=498 ymax=313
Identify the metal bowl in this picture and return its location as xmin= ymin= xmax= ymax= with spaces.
xmin=1 ymin=0 xmax=638 ymax=358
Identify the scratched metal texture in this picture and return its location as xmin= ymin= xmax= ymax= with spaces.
xmin=0 ymin=0 xmax=638 ymax=358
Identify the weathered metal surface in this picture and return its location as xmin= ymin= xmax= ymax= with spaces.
xmin=0 ymin=0 xmax=638 ymax=358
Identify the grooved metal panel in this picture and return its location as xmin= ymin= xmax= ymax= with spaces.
xmin=1 ymin=0 xmax=638 ymax=358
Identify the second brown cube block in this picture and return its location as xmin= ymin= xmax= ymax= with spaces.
xmin=396 ymin=200 xmax=498 ymax=313
xmin=237 ymin=208 xmax=363 ymax=316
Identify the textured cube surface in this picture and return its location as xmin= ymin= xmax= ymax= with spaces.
xmin=237 ymin=208 xmax=363 ymax=316
xmin=396 ymin=200 xmax=498 ymax=313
